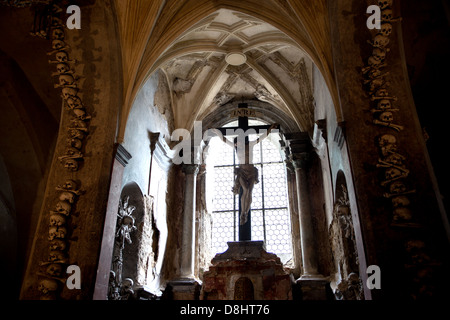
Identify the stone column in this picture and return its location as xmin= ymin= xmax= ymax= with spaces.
xmin=179 ymin=164 xmax=200 ymax=279
xmin=93 ymin=144 xmax=132 ymax=300
xmin=292 ymin=154 xmax=323 ymax=280
xmin=286 ymin=132 xmax=328 ymax=299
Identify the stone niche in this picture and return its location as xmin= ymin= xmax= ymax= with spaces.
xmin=201 ymin=241 xmax=292 ymax=300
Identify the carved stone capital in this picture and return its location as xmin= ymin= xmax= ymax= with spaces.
xmin=290 ymin=153 xmax=311 ymax=169
xmin=182 ymin=164 xmax=200 ymax=175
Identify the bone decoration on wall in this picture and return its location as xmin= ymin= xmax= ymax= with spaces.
xmin=362 ymin=0 xmax=416 ymax=227
xmin=362 ymin=0 xmax=439 ymax=299
xmin=27 ymin=1 xmax=90 ymax=299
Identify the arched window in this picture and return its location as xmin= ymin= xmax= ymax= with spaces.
xmin=205 ymin=120 xmax=293 ymax=264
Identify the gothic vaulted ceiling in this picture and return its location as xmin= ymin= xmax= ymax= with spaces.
xmin=114 ymin=0 xmax=335 ymax=141
xmin=155 ymin=9 xmax=315 ymax=133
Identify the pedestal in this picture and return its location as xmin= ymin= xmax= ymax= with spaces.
xmin=201 ymin=241 xmax=292 ymax=300
xmin=165 ymin=279 xmax=201 ymax=300
xmin=296 ymin=278 xmax=330 ymax=300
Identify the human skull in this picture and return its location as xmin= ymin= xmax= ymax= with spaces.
xmin=56 ymin=63 xmax=70 ymax=74
xmin=382 ymin=9 xmax=393 ymax=22
xmin=378 ymin=99 xmax=392 ymax=110
xmin=384 ymin=152 xmax=404 ymax=166
xmin=122 ymin=215 xmax=135 ymax=229
xmin=48 ymin=226 xmax=67 ymax=240
xmin=72 ymin=108 xmax=90 ymax=121
xmin=50 ymin=213 xmax=66 ymax=227
xmin=62 ymin=179 xmax=78 ymax=191
xmin=391 ymin=195 xmax=410 ymax=208
xmin=389 ymin=180 xmax=407 ymax=194
xmin=59 ymin=74 xmax=75 ymax=86
xmin=378 ymin=0 xmax=392 ymax=10
xmin=379 ymin=111 xmax=394 ymax=122
xmin=55 ymin=51 xmax=68 ymax=63
xmin=38 ymin=279 xmax=59 ymax=295
xmin=393 ymin=207 xmax=412 ymax=222
xmin=68 ymin=137 xmax=82 ymax=150
xmin=52 ymin=27 xmax=65 ymax=40
xmin=62 ymin=87 xmax=78 ymax=100
xmin=64 ymin=158 xmax=79 ymax=171
xmin=67 ymin=96 xmax=83 ymax=109
xmin=373 ymin=34 xmax=390 ymax=48
xmin=59 ymin=191 xmax=75 ymax=204
xmin=380 ymin=23 xmax=393 ymax=37
xmin=49 ymin=250 xmax=68 ymax=263
xmin=122 ymin=278 xmax=134 ymax=292
xmin=372 ymin=48 xmax=386 ymax=61
xmin=52 ymin=39 xmax=66 ymax=50
xmin=378 ymin=134 xmax=397 ymax=156
xmin=375 ymin=88 xmax=389 ymax=97
xmin=55 ymin=200 xmax=71 ymax=216
xmin=49 ymin=239 xmax=67 ymax=251
xmin=378 ymin=134 xmax=396 ymax=147
xmin=385 ymin=167 xmax=402 ymax=180
xmin=46 ymin=263 xmax=63 ymax=277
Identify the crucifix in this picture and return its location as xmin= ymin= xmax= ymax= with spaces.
xmin=212 ymin=103 xmax=279 ymax=241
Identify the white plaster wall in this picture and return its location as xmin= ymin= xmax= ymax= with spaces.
xmin=122 ymin=70 xmax=171 ymax=194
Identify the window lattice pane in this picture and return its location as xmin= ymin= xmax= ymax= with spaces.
xmin=210 ymin=132 xmax=292 ymax=264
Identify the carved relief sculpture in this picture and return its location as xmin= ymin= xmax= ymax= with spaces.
xmin=109 ymin=196 xmax=137 ymax=300
xmin=329 ymin=185 xmax=363 ymax=300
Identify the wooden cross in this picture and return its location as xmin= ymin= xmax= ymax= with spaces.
xmin=212 ymin=103 xmax=279 ymax=241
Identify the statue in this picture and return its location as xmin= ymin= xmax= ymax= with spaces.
xmin=219 ymin=123 xmax=278 ymax=226
xmin=109 ymin=196 xmax=137 ymax=300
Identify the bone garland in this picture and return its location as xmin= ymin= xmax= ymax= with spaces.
xmin=363 ymin=2 xmax=418 ymax=228
xmin=38 ymin=179 xmax=81 ymax=299
xmin=46 ymin=19 xmax=91 ymax=173
xmin=35 ymin=4 xmax=90 ymax=299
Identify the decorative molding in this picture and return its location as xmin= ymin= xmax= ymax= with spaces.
xmin=115 ymin=144 xmax=132 ymax=167
xmin=152 ymin=133 xmax=175 ymax=171
xmin=333 ymin=122 xmax=345 ymax=149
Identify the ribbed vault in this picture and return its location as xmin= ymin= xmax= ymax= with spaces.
xmin=114 ymin=0 xmax=337 ymax=142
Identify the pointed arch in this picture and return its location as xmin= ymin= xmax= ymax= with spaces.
xmin=114 ymin=0 xmax=340 ymax=143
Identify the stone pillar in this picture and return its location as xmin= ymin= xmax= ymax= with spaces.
xmin=166 ymin=164 xmax=200 ymax=300
xmin=291 ymin=155 xmax=323 ymax=279
xmin=93 ymin=144 xmax=131 ymax=300
xmin=286 ymin=132 xmax=328 ymax=300
xmin=179 ymin=164 xmax=200 ymax=279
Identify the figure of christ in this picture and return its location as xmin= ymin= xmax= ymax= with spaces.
xmin=212 ymin=123 xmax=278 ymax=226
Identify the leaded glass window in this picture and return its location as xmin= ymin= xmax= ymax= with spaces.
xmin=206 ymin=120 xmax=293 ymax=264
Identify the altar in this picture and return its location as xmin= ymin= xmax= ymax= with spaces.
xmin=200 ymin=241 xmax=292 ymax=300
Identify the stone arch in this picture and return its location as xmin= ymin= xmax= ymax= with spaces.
xmin=234 ymin=277 xmax=254 ymax=300
xmin=200 ymin=99 xmax=300 ymax=135
xmin=115 ymin=2 xmax=340 ymax=142
xmin=109 ymin=181 xmax=158 ymax=299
